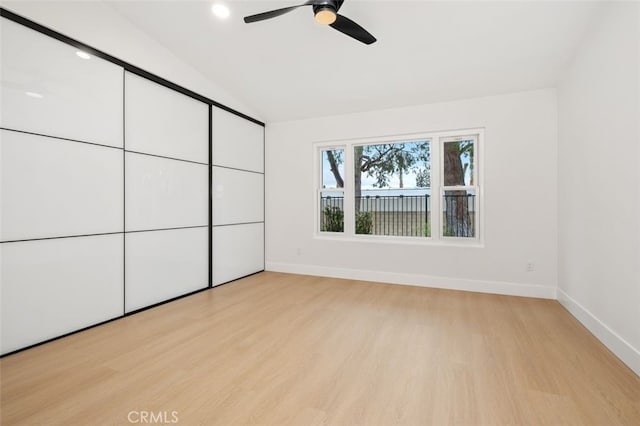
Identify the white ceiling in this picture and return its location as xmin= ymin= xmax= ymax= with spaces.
xmin=108 ymin=0 xmax=604 ymax=122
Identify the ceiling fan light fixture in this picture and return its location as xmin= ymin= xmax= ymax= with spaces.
xmin=243 ymin=0 xmax=376 ymax=45
xmin=314 ymin=7 xmax=337 ymax=25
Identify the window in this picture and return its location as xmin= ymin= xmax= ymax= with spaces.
xmin=316 ymin=130 xmax=481 ymax=243
xmin=441 ymin=137 xmax=477 ymax=239
xmin=319 ymin=148 xmax=345 ymax=233
xmin=353 ymin=141 xmax=431 ymax=237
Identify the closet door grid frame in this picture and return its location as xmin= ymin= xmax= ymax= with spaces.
xmin=0 ymin=7 xmax=265 ymax=356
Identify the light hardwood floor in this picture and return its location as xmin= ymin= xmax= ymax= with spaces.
xmin=1 ymin=272 xmax=639 ymax=425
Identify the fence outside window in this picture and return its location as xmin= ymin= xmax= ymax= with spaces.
xmin=320 ymin=193 xmax=475 ymax=238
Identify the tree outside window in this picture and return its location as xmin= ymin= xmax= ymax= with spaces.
xmin=317 ymin=131 xmax=480 ymax=241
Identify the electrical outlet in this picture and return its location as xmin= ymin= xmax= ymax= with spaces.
xmin=526 ymin=261 xmax=535 ymax=272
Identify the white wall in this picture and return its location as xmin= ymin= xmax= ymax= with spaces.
xmin=0 ymin=0 xmax=261 ymax=121
xmin=557 ymin=3 xmax=640 ymax=375
xmin=266 ymin=89 xmax=558 ymax=298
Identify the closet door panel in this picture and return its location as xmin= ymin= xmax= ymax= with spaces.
xmin=212 ymin=167 xmax=264 ymax=226
xmin=212 ymin=107 xmax=263 ymax=173
xmin=212 ymin=223 xmax=264 ymax=286
xmin=125 ymin=227 xmax=208 ymax=313
xmin=0 ymin=19 xmax=123 ymax=148
xmin=125 ymin=153 xmax=208 ymax=231
xmin=125 ymin=73 xmax=208 ymax=163
xmin=0 ymin=130 xmax=123 ymax=242
xmin=0 ymin=234 xmax=124 ymax=355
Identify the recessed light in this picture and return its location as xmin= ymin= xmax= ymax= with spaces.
xmin=25 ymin=91 xmax=44 ymax=99
xmin=76 ymin=51 xmax=91 ymax=60
xmin=211 ymin=3 xmax=230 ymax=19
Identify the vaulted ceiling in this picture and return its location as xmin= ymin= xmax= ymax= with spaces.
xmin=110 ymin=0 xmax=603 ymax=122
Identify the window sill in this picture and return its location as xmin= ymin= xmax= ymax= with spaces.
xmin=314 ymin=233 xmax=484 ymax=248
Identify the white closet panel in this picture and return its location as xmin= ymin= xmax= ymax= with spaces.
xmin=212 ymin=167 xmax=264 ymax=225
xmin=125 ymin=72 xmax=208 ymax=163
xmin=125 ymin=227 xmax=208 ymax=312
xmin=125 ymin=153 xmax=208 ymax=231
xmin=212 ymin=107 xmax=264 ymax=173
xmin=0 ymin=19 xmax=123 ymax=148
xmin=0 ymin=130 xmax=123 ymax=242
xmin=212 ymin=223 xmax=264 ymax=286
xmin=0 ymin=234 xmax=124 ymax=355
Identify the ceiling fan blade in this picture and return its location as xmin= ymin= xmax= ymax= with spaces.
xmin=244 ymin=1 xmax=317 ymax=24
xmin=330 ymin=14 xmax=376 ymax=45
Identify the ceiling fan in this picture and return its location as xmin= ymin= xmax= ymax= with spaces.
xmin=243 ymin=0 xmax=377 ymax=45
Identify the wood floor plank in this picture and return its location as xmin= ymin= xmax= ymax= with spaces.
xmin=1 ymin=272 xmax=639 ymax=425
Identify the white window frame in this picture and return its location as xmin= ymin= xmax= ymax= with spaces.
xmin=439 ymin=134 xmax=480 ymax=242
xmin=314 ymin=128 xmax=483 ymax=246
xmin=316 ymin=145 xmax=346 ymax=235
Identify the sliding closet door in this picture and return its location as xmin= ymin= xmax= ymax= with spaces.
xmin=0 ymin=18 xmax=124 ymax=354
xmin=1 ymin=12 xmax=266 ymax=355
xmin=0 ymin=20 xmax=122 ymax=147
xmin=212 ymin=107 xmax=265 ymax=285
xmin=124 ymin=72 xmax=209 ymax=312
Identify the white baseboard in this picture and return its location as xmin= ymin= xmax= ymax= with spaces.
xmin=265 ymin=262 xmax=638 ymax=376
xmin=557 ymin=288 xmax=640 ymax=376
xmin=265 ymin=261 xmax=556 ymax=299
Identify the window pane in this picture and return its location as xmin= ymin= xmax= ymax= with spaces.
xmin=442 ymin=188 xmax=476 ymax=238
xmin=320 ymin=191 xmax=344 ymax=232
xmin=356 ymin=194 xmax=431 ymax=237
xmin=322 ymin=149 xmax=344 ymax=189
xmin=353 ymin=141 xmax=431 ymax=237
xmin=443 ymin=140 xmax=474 ymax=186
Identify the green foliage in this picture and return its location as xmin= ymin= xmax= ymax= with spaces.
xmin=327 ymin=141 xmax=431 ymax=194
xmin=353 ymin=142 xmax=431 ymax=189
xmin=360 ymin=143 xmax=412 ymax=188
xmin=422 ymin=222 xmax=431 ymax=238
xmin=411 ymin=141 xmax=431 ymax=187
xmin=321 ymin=203 xmax=372 ymax=235
xmin=355 ymin=212 xmax=373 ymax=235
xmin=321 ymin=206 xmax=344 ymax=232
xmin=415 ymin=168 xmax=430 ymax=188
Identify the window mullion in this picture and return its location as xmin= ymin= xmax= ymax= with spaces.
xmin=344 ymin=143 xmax=355 ymax=236
xmin=431 ymin=135 xmax=441 ymax=241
